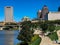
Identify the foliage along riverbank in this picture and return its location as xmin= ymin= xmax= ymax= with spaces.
xmin=17 ymin=20 xmax=60 ymax=45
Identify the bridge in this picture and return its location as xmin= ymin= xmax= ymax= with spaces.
xmin=0 ymin=25 xmax=22 ymax=31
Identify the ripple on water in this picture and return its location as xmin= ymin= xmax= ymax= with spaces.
xmin=0 ymin=30 xmax=20 ymax=45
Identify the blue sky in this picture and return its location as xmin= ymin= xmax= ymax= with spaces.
xmin=0 ymin=0 xmax=60 ymax=22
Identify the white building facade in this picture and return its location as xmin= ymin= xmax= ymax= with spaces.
xmin=48 ymin=12 xmax=60 ymax=20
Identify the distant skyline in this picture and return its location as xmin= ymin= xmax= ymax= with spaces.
xmin=0 ymin=0 xmax=60 ymax=22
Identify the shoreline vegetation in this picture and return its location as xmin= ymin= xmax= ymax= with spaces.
xmin=17 ymin=20 xmax=60 ymax=45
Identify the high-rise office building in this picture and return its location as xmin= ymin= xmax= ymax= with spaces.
xmin=37 ymin=5 xmax=49 ymax=20
xmin=5 ymin=6 xmax=13 ymax=22
xmin=41 ymin=5 xmax=49 ymax=20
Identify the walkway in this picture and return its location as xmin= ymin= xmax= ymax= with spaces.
xmin=39 ymin=35 xmax=59 ymax=45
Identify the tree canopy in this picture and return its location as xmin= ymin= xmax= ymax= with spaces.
xmin=17 ymin=21 xmax=34 ymax=43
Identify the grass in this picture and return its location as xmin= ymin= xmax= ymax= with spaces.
xmin=17 ymin=43 xmax=20 ymax=45
xmin=29 ymin=38 xmax=41 ymax=45
xmin=47 ymin=32 xmax=58 ymax=41
xmin=17 ymin=35 xmax=41 ymax=45
xmin=29 ymin=35 xmax=41 ymax=45
xmin=55 ymin=26 xmax=60 ymax=31
xmin=31 ymin=35 xmax=39 ymax=42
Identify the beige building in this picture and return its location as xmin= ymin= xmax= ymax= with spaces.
xmin=5 ymin=6 xmax=13 ymax=22
xmin=22 ymin=16 xmax=30 ymax=22
xmin=0 ymin=22 xmax=5 ymax=26
xmin=48 ymin=12 xmax=60 ymax=20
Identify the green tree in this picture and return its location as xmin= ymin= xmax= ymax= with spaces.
xmin=48 ymin=24 xmax=55 ymax=32
xmin=40 ymin=22 xmax=48 ymax=32
xmin=17 ymin=21 xmax=34 ymax=45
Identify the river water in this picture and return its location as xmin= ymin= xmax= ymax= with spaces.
xmin=0 ymin=30 xmax=20 ymax=45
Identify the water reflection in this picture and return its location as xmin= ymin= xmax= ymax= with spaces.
xmin=0 ymin=30 xmax=19 ymax=45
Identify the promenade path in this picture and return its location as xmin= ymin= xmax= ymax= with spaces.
xmin=39 ymin=35 xmax=59 ymax=45
xmin=33 ymin=29 xmax=60 ymax=45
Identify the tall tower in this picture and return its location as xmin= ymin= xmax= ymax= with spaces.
xmin=5 ymin=6 xmax=13 ymax=22
xmin=37 ymin=5 xmax=49 ymax=20
xmin=41 ymin=5 xmax=49 ymax=19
